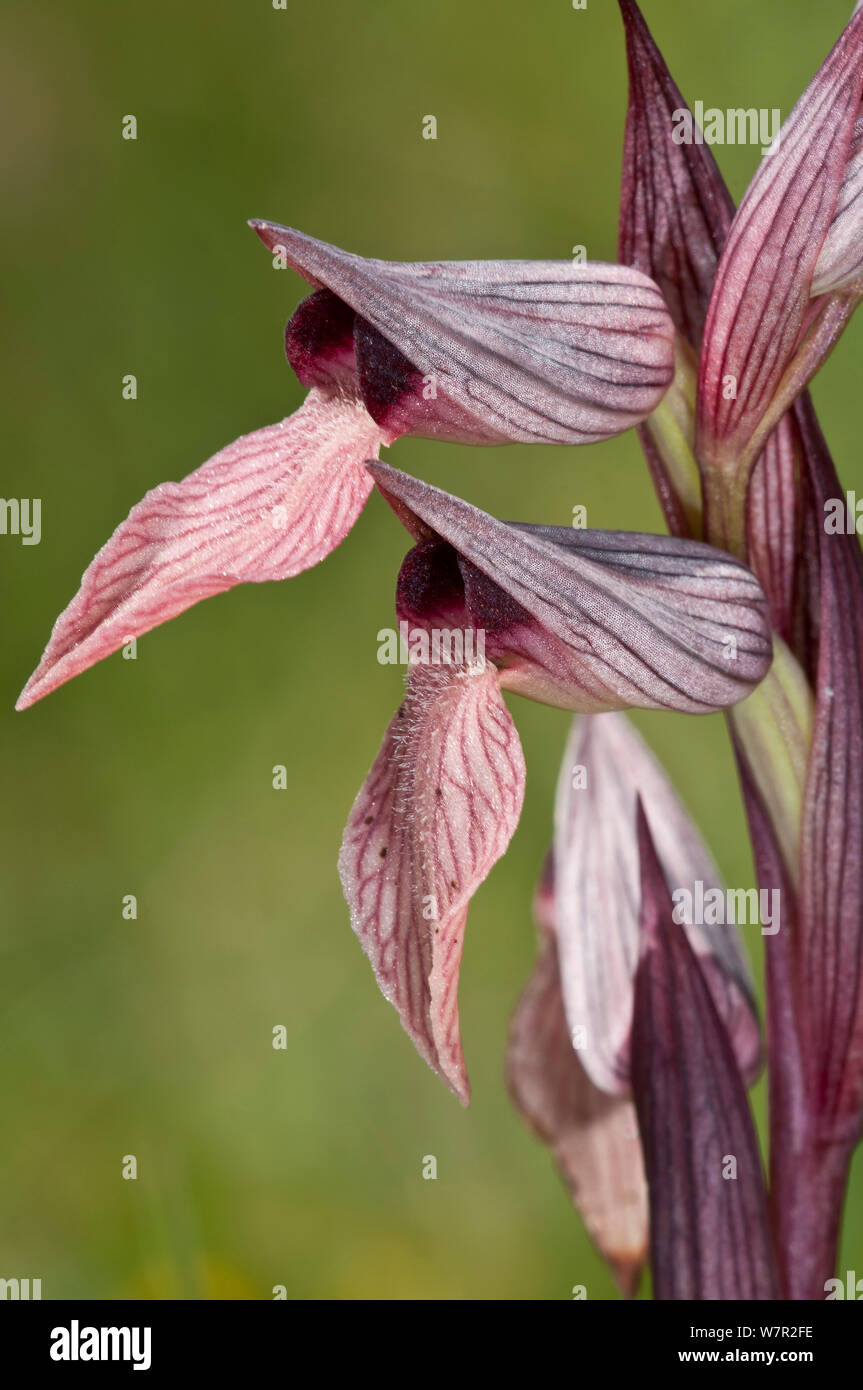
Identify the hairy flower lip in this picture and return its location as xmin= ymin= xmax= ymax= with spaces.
xmin=339 ymin=658 xmax=526 ymax=1105
xmin=15 ymin=389 xmax=384 ymax=712
xmin=16 ymin=215 xmax=678 ymax=714
xmin=250 ymin=219 xmax=677 ymax=444
xmin=368 ymin=460 xmax=774 ymax=714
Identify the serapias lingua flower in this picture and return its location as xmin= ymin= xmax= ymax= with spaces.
xmin=696 ymin=6 xmax=863 ymax=486
xmin=546 ymin=712 xmax=761 ymax=1097
xmin=339 ymin=462 xmax=773 ymax=1102
xmin=508 ymin=711 xmax=764 ymax=1295
xmin=16 ymin=225 xmax=676 ymax=711
xmin=506 ymin=849 xmax=648 ymax=1299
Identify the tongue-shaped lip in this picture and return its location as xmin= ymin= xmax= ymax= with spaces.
xmin=367 ymin=461 xmax=773 ymax=714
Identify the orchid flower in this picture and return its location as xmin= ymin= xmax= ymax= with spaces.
xmin=339 ymin=463 xmax=771 ymax=1102
xmin=16 ymin=225 xmax=676 ymax=711
xmin=19 ymin=0 xmax=863 ymax=1307
xmin=544 ymin=712 xmax=760 ymax=1097
xmin=506 ymin=850 xmax=648 ymax=1299
xmin=694 ymin=6 xmax=863 ymax=542
xmin=618 ymin=0 xmax=863 ymax=1300
xmin=508 ymin=712 xmax=765 ymax=1296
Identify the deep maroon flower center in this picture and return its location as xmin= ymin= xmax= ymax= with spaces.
xmin=395 ymin=535 xmax=531 ymax=649
xmin=285 ymin=289 xmax=421 ymax=437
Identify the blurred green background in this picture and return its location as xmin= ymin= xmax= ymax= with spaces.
xmin=2 ymin=0 xmax=862 ymax=1300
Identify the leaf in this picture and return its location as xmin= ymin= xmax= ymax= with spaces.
xmin=632 ymin=803 xmax=778 ymax=1300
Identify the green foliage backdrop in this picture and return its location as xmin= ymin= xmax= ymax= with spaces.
xmin=2 ymin=0 xmax=861 ymax=1298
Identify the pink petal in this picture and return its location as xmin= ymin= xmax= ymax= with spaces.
xmin=251 ymin=220 xmax=675 ymax=445
xmin=338 ymin=661 xmax=525 ymax=1105
xmin=17 ymin=388 xmax=383 ymax=709
xmin=554 ymin=713 xmax=761 ymax=1097
xmin=506 ymin=873 xmax=647 ymax=1297
xmin=812 ymin=105 xmax=863 ymax=295
xmin=373 ymin=462 xmax=773 ymax=715
xmin=616 ymin=4 xmax=828 ymax=670
xmin=697 ymin=8 xmax=863 ymax=468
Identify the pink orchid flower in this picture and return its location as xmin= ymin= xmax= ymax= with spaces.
xmin=696 ymin=6 xmax=863 ymax=486
xmin=506 ymin=851 xmax=648 ymax=1299
xmin=508 ymin=712 xmax=764 ymax=1297
xmin=339 ymin=462 xmax=772 ymax=1103
xmin=16 ymin=225 xmax=676 ymax=711
xmin=617 ymin=0 xmax=863 ymax=1301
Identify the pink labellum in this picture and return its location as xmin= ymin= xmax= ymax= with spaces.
xmin=371 ymin=462 xmax=773 ymax=714
xmin=554 ymin=713 xmax=761 ymax=1097
xmin=251 ymin=220 xmax=676 ymax=444
xmin=632 ymin=804 xmax=778 ymax=1300
xmin=697 ymin=8 xmax=863 ymax=470
xmin=17 ymin=388 xmax=382 ymax=710
xmin=507 ymin=920 xmax=648 ymax=1298
xmin=338 ymin=660 xmax=525 ymax=1105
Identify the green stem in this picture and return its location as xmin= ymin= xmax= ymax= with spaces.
xmin=729 ymin=638 xmax=813 ymax=883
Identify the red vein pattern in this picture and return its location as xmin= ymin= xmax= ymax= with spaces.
xmin=17 ymin=387 xmax=382 ymax=709
xmin=812 ymin=106 xmax=863 ymax=295
xmin=617 ymin=0 xmax=818 ymax=672
xmin=796 ymin=395 xmax=863 ymax=1134
xmin=250 ymin=221 xmax=675 ymax=445
xmin=746 ymin=414 xmax=802 ymax=649
xmin=618 ymin=0 xmax=734 ymax=354
xmin=507 ymin=897 xmax=648 ymax=1297
xmin=697 ymin=9 xmax=863 ymax=466
xmin=370 ymin=462 xmax=773 ymax=714
xmin=632 ymin=805 xmax=778 ymax=1300
xmin=339 ymin=661 xmax=525 ymax=1104
xmin=554 ymin=713 xmax=760 ymax=1097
